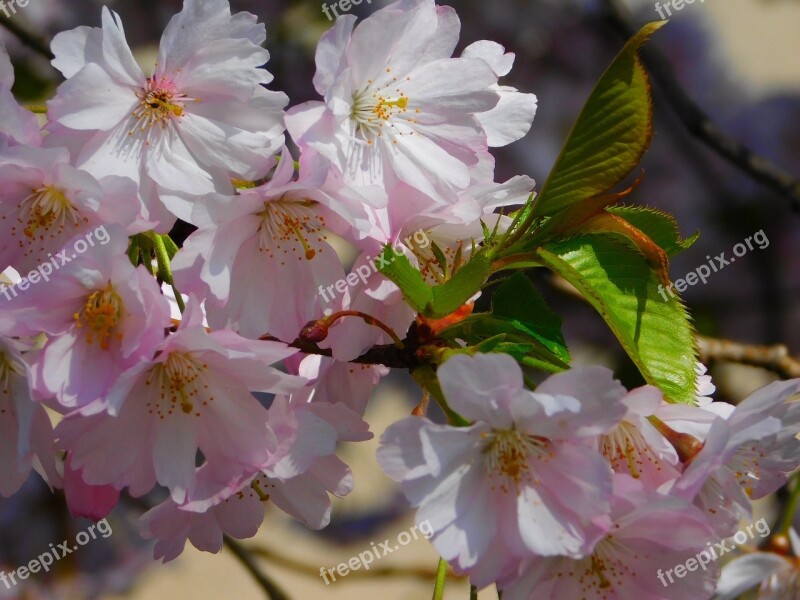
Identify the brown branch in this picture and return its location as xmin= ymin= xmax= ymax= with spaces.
xmin=246 ymin=544 xmax=464 ymax=583
xmin=697 ymin=335 xmax=800 ymax=379
xmin=262 ymin=323 xmax=425 ymax=370
xmin=600 ymin=0 xmax=800 ymax=213
xmin=223 ymin=536 xmax=292 ymax=600
xmin=0 ymin=14 xmax=53 ymax=60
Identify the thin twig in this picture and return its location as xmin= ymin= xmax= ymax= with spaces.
xmin=247 ymin=544 xmax=461 ymax=582
xmin=0 ymin=14 xmax=53 ymax=60
xmin=600 ymin=0 xmax=800 ymax=213
xmin=223 ymin=536 xmax=291 ymax=600
xmin=697 ymin=335 xmax=800 ymax=379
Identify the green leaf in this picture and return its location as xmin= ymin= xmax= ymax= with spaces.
xmin=537 ymin=235 xmax=698 ymax=403
xmin=492 ymin=273 xmax=570 ymax=364
xmin=533 ymin=22 xmax=664 ymax=217
xmin=606 ymin=206 xmax=698 ymax=257
xmin=439 ymin=315 xmax=569 ymax=372
xmin=428 ymin=253 xmax=492 ymax=318
xmin=437 ymin=273 xmax=571 ymax=373
xmin=375 ymin=246 xmax=432 ymax=313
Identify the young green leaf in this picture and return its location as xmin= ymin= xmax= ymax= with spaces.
xmin=491 ymin=273 xmax=570 ymax=364
xmin=375 ymin=246 xmax=432 ymax=313
xmin=537 ymin=234 xmax=698 ymax=404
xmin=532 ymin=22 xmax=665 ymax=217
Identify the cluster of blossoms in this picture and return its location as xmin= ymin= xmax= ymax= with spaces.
xmin=1 ymin=0 xmax=799 ymax=598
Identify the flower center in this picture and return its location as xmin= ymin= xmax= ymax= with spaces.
xmin=16 ymin=185 xmax=84 ymax=240
xmin=73 ymin=285 xmax=125 ymax=350
xmin=351 ymin=71 xmax=417 ymax=142
xmin=572 ymin=537 xmax=634 ymax=593
xmin=256 ymin=199 xmax=327 ymax=262
xmin=145 ymin=352 xmax=211 ymax=419
xmin=600 ymin=421 xmax=658 ymax=479
xmin=131 ymin=77 xmax=192 ymax=141
xmin=482 ymin=429 xmax=551 ymax=491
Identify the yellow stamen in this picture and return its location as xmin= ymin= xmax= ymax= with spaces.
xmin=73 ymin=285 xmax=124 ymax=350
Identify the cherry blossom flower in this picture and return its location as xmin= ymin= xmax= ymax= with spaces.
xmin=378 ymin=354 xmax=627 ymax=585
xmin=47 ymin=0 xmax=287 ymax=229
xmin=141 ymin=395 xmax=370 ymax=561
xmin=670 ymin=379 xmax=800 ymax=537
xmin=4 ymin=227 xmax=171 ymax=410
xmin=0 ymin=146 xmax=140 ymax=275
xmin=172 ymin=149 xmax=379 ymax=341
xmin=499 ymin=476 xmax=718 ymax=600
xmin=56 ymin=298 xmax=306 ymax=505
xmin=286 ymin=0 xmax=535 ymax=199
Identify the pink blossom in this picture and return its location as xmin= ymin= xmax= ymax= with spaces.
xmin=286 ymin=0 xmax=535 ymax=199
xmin=0 ymin=146 xmax=141 ymax=275
xmin=172 ymin=149 xmax=378 ymax=341
xmin=5 ymin=227 xmax=171 ymax=409
xmin=141 ymin=394 xmax=370 ymax=561
xmin=499 ymin=476 xmax=718 ymax=600
xmin=46 ymin=0 xmax=287 ymax=229
xmin=56 ymin=298 xmax=306 ymax=505
xmin=670 ymin=379 xmax=800 ymax=536
xmin=378 ymin=354 xmax=627 ymax=585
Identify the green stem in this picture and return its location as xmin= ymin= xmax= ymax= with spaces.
xmin=776 ymin=474 xmax=800 ymax=537
xmin=152 ymin=233 xmax=185 ymax=313
xmin=127 ymin=238 xmax=141 ymax=267
xmin=432 ymin=557 xmax=448 ymax=600
xmin=470 ymin=585 xmax=479 ymax=599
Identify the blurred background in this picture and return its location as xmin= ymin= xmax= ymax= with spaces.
xmin=1 ymin=0 xmax=799 ymax=597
